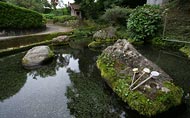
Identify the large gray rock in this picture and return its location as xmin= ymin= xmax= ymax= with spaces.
xmin=97 ymin=39 xmax=183 ymax=116
xmin=22 ymin=46 xmax=54 ymax=68
xmin=93 ymin=26 xmax=116 ymax=40
xmin=52 ymin=35 xmax=70 ymax=45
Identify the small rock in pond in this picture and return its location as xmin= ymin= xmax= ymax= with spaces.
xmin=22 ymin=46 xmax=54 ymax=69
xmin=52 ymin=35 xmax=70 ymax=45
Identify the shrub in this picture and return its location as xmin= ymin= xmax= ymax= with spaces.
xmin=53 ymin=15 xmax=77 ymax=23
xmin=127 ymin=5 xmax=163 ymax=42
xmin=0 ymin=2 xmax=45 ymax=29
xmin=50 ymin=8 xmax=69 ymax=16
xmin=72 ymin=26 xmax=98 ymax=38
xmin=43 ymin=14 xmax=55 ymax=19
xmin=101 ymin=6 xmax=133 ymax=26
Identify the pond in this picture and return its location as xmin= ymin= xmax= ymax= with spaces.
xmin=0 ymin=44 xmax=190 ymax=118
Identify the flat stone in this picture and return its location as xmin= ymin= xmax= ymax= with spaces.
xmin=52 ymin=35 xmax=70 ymax=45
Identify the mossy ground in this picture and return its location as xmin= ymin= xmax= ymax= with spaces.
xmin=97 ymin=53 xmax=183 ymax=116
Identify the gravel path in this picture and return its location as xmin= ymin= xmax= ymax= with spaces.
xmin=0 ymin=24 xmax=73 ymax=40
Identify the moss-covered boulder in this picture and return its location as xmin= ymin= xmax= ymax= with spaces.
xmin=22 ymin=46 xmax=54 ymax=69
xmin=97 ymin=39 xmax=183 ymax=116
xmin=93 ymin=26 xmax=116 ymax=40
xmin=88 ymin=26 xmax=117 ymax=49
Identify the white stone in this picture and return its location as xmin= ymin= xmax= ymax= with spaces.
xmin=22 ymin=46 xmax=54 ymax=68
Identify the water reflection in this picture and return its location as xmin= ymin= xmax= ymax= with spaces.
xmin=1 ymin=45 xmax=190 ymax=118
xmin=65 ymin=48 xmax=128 ymax=118
xmin=0 ymin=53 xmax=27 ymax=101
xmin=137 ymin=45 xmax=190 ymax=118
xmin=137 ymin=46 xmax=190 ymax=93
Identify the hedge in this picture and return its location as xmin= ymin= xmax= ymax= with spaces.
xmin=0 ymin=2 xmax=46 ymax=29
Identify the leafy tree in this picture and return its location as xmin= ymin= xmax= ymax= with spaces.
xmin=74 ymin=0 xmax=146 ymax=19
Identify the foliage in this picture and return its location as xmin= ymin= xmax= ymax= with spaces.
xmin=0 ymin=52 xmax=27 ymax=101
xmin=116 ymin=27 xmax=129 ymax=39
xmin=0 ymin=2 xmax=45 ymax=29
xmin=44 ymin=8 xmax=70 ymax=20
xmin=71 ymin=20 xmax=103 ymax=39
xmin=80 ymin=0 xmax=100 ymax=19
xmin=7 ymin=0 xmax=50 ymax=13
xmin=127 ymin=5 xmax=163 ymax=42
xmin=53 ymin=15 xmax=77 ymax=23
xmin=74 ymin=0 xmax=146 ymax=19
xmin=50 ymin=8 xmax=69 ymax=16
xmin=72 ymin=26 xmax=97 ymax=38
xmin=101 ymin=6 xmax=132 ymax=26
xmin=43 ymin=14 xmax=55 ymax=19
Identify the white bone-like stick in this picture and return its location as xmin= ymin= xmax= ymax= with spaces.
xmin=131 ymin=68 xmax=138 ymax=85
xmin=132 ymin=71 xmax=160 ymax=91
xmin=129 ymin=68 xmax=150 ymax=89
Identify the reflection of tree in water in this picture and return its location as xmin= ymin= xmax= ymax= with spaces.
xmin=66 ymin=49 xmax=128 ymax=118
xmin=28 ymin=53 xmax=71 ymax=79
xmin=0 ymin=53 xmax=27 ymax=101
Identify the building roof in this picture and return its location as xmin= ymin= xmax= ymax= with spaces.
xmin=69 ymin=3 xmax=80 ymax=10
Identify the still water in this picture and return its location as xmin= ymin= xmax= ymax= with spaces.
xmin=0 ymin=45 xmax=190 ymax=118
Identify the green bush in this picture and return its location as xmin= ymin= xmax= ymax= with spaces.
xmin=127 ymin=5 xmax=162 ymax=42
xmin=72 ymin=26 xmax=98 ymax=38
xmin=101 ymin=6 xmax=133 ymax=26
xmin=0 ymin=2 xmax=45 ymax=29
xmin=43 ymin=14 xmax=55 ymax=19
xmin=50 ymin=8 xmax=69 ymax=16
xmin=53 ymin=15 xmax=77 ymax=23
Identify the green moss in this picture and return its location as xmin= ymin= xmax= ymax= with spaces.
xmin=48 ymin=49 xmax=54 ymax=58
xmin=180 ymin=45 xmax=190 ymax=58
xmin=22 ymin=58 xmax=28 ymax=65
xmin=88 ymin=41 xmax=103 ymax=48
xmin=97 ymin=54 xmax=118 ymax=84
xmin=97 ymin=53 xmax=183 ymax=116
xmin=160 ymin=81 xmax=184 ymax=106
